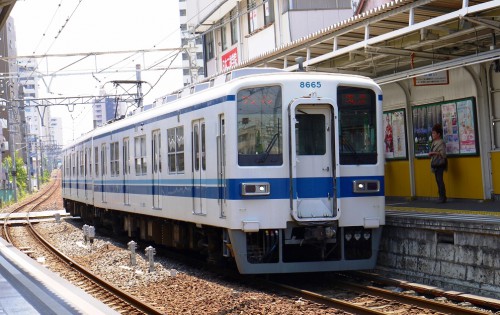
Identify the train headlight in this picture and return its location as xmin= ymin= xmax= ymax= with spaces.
xmin=345 ymin=233 xmax=352 ymax=241
xmin=353 ymin=180 xmax=380 ymax=193
xmin=241 ymin=182 xmax=270 ymax=196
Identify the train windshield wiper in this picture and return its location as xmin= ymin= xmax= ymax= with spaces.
xmin=258 ymin=132 xmax=279 ymax=163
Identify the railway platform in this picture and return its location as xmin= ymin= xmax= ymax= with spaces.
xmin=381 ymin=197 xmax=500 ymax=299
xmin=0 ymin=236 xmax=119 ymax=315
xmin=385 ymin=197 xmax=500 ymax=215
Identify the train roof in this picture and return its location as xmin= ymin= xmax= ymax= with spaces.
xmin=64 ymin=68 xmax=377 ymax=150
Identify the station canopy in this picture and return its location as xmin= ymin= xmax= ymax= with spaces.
xmin=235 ymin=0 xmax=500 ymax=85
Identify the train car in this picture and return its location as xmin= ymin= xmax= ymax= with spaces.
xmin=62 ymin=68 xmax=385 ymax=274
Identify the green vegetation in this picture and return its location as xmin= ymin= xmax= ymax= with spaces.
xmin=3 ymin=156 xmax=28 ymax=198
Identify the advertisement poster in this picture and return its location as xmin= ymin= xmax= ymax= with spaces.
xmin=383 ymin=112 xmax=394 ymax=159
xmin=413 ymin=106 xmax=432 ymax=157
xmin=411 ymin=97 xmax=477 ymax=158
xmin=221 ymin=47 xmax=238 ymax=71
xmin=457 ymin=99 xmax=476 ymax=154
xmin=392 ymin=110 xmax=407 ymax=158
xmin=441 ymin=103 xmax=459 ymax=154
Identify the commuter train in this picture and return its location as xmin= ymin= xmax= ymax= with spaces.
xmin=62 ymin=68 xmax=385 ymax=274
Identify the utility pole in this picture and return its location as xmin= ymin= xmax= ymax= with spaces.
xmin=25 ymin=118 xmax=32 ymax=193
xmin=136 ymin=64 xmax=143 ymax=109
xmin=36 ymin=137 xmax=40 ymax=189
xmin=7 ymin=106 xmax=17 ymax=202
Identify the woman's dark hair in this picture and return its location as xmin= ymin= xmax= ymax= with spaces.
xmin=432 ymin=123 xmax=443 ymax=137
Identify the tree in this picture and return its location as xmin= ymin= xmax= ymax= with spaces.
xmin=3 ymin=156 xmax=28 ymax=198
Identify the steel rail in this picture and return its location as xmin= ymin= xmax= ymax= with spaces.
xmin=334 ymin=278 xmax=491 ymax=315
xmin=26 ymin=221 xmax=164 ymax=315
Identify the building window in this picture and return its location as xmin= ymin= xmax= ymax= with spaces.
xmin=179 ymin=9 xmax=186 ymax=16
xmin=230 ymin=9 xmax=238 ymax=45
xmin=264 ymin=0 xmax=275 ymax=26
xmin=248 ymin=0 xmax=258 ymax=33
xmin=221 ymin=24 xmax=228 ymax=51
xmin=135 ymin=135 xmax=147 ymax=175
xmin=204 ymin=31 xmax=214 ymax=60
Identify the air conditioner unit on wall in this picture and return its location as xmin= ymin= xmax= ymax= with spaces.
xmin=0 ymin=141 xmax=8 ymax=152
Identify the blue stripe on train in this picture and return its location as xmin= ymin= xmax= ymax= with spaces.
xmin=63 ymin=176 xmax=384 ymax=199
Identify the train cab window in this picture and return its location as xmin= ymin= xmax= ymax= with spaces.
xmin=237 ymin=85 xmax=283 ymax=166
xmin=134 ymin=135 xmax=147 ymax=175
xmin=167 ymin=127 xmax=185 ymax=174
xmin=337 ymin=86 xmax=377 ymax=165
xmin=296 ymin=114 xmax=326 ymax=155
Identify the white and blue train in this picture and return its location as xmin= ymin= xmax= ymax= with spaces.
xmin=62 ymin=68 xmax=385 ymax=274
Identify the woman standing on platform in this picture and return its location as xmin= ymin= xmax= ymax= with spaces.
xmin=429 ymin=123 xmax=447 ymax=203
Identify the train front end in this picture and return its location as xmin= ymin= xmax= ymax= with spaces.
xmin=225 ymin=73 xmax=384 ymax=274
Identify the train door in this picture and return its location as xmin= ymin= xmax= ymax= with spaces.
xmin=152 ymin=130 xmax=162 ymax=209
xmin=123 ymin=138 xmax=130 ymax=205
xmin=192 ymin=119 xmax=207 ymax=215
xmin=217 ymin=115 xmax=226 ymax=218
xmin=290 ymin=100 xmax=337 ymax=221
xmin=101 ymin=143 xmax=107 ymax=203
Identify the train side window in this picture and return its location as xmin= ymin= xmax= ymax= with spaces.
xmin=110 ymin=142 xmax=119 ymax=177
xmin=72 ymin=153 xmax=76 ymax=176
xmin=237 ymin=85 xmax=283 ymax=166
xmin=167 ymin=126 xmax=184 ymax=174
xmin=193 ymin=124 xmax=199 ymax=171
xmin=201 ymin=123 xmax=206 ymax=170
xmin=152 ymin=130 xmax=161 ymax=173
xmin=101 ymin=144 xmax=107 ymax=176
xmin=79 ymin=150 xmax=84 ymax=176
xmin=87 ymin=148 xmax=92 ymax=177
xmin=94 ymin=147 xmax=99 ymax=177
xmin=134 ymin=135 xmax=147 ymax=175
xmin=123 ymin=138 xmax=130 ymax=174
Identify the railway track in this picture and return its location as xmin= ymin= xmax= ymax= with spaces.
xmin=2 ymin=173 xmax=164 ymax=315
xmin=2 ymin=171 xmax=61 ymax=242
xmin=267 ymin=273 xmax=494 ymax=315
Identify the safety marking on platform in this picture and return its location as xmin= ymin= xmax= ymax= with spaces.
xmin=386 ymin=206 xmax=500 ymax=217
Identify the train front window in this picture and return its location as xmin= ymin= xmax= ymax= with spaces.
xmin=338 ymin=86 xmax=377 ymax=165
xmin=237 ymin=85 xmax=283 ymax=166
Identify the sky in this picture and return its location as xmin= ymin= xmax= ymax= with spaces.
xmin=11 ymin=0 xmax=184 ymax=144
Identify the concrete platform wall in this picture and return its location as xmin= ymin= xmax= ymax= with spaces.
xmin=377 ymin=214 xmax=500 ymax=298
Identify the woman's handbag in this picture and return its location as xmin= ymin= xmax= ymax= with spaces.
xmin=431 ymin=155 xmax=447 ymax=168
